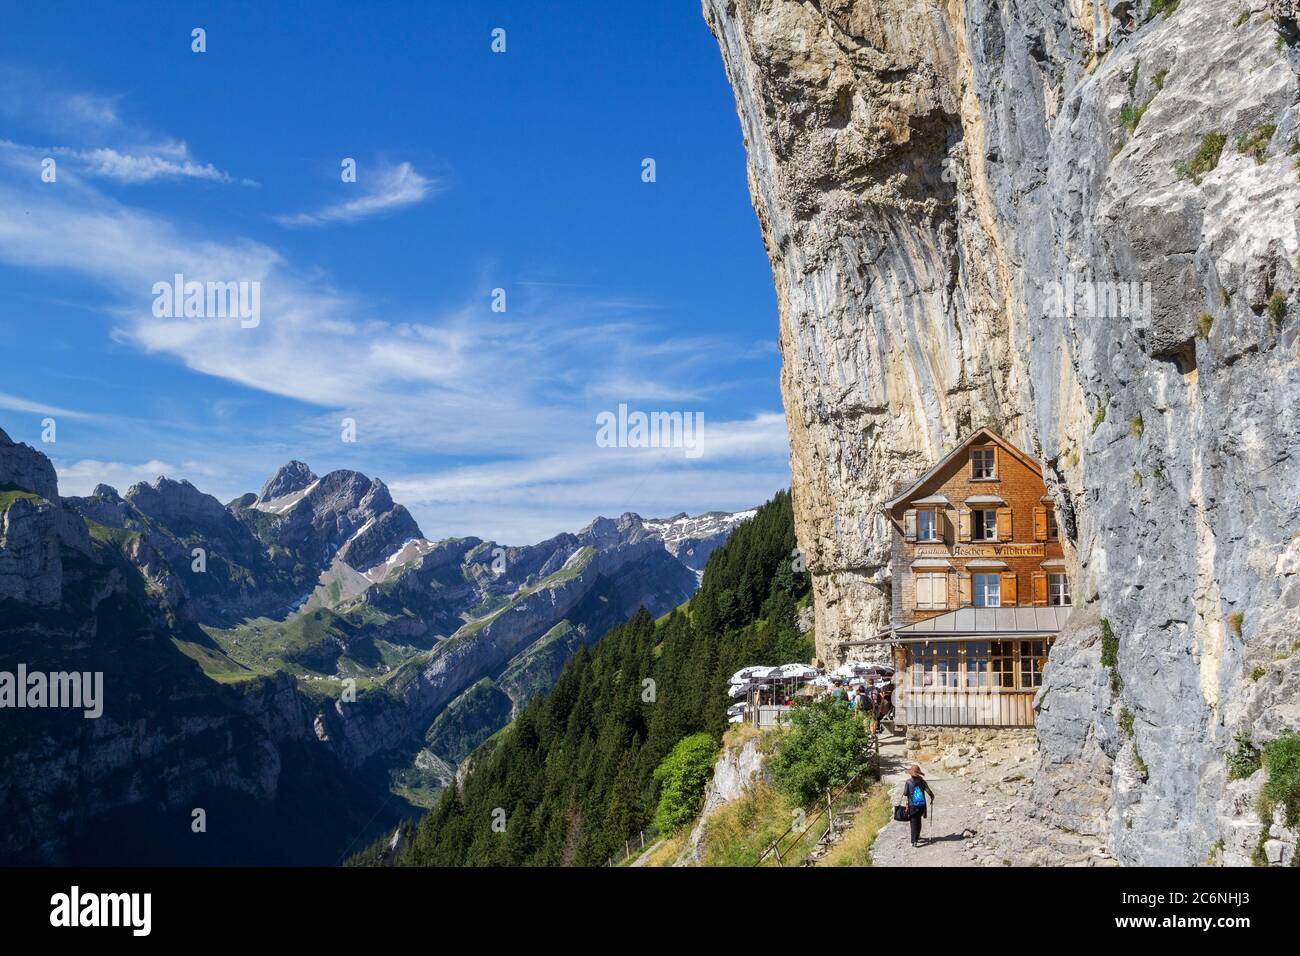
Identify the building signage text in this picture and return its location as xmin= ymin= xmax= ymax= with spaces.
xmin=915 ymin=544 xmax=1045 ymax=558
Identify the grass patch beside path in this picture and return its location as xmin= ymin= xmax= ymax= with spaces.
xmin=699 ymin=782 xmax=824 ymax=867
xmin=819 ymin=784 xmax=893 ymax=866
xmin=641 ymin=831 xmax=690 ymax=867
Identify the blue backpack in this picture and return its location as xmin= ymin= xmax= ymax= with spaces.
xmin=908 ymin=779 xmax=927 ymax=809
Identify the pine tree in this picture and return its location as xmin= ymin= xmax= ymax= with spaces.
xmin=398 ymin=490 xmax=810 ymax=867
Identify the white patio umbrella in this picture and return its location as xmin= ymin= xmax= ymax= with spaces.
xmin=729 ymin=665 xmax=774 ymax=684
xmin=771 ymin=663 xmax=818 ymax=680
xmin=767 ymin=663 xmax=818 ymax=703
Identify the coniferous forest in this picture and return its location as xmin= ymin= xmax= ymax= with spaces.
xmin=398 ymin=490 xmax=812 ymax=866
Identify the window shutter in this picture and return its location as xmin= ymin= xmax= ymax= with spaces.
xmin=958 ymin=573 xmax=972 ymax=607
xmin=1033 ymin=506 xmax=1047 ymax=542
xmin=936 ymin=509 xmax=948 ymax=542
xmin=996 ymin=506 xmax=1012 ymax=541
xmin=1032 ymin=571 xmax=1048 ymax=605
xmin=1001 ymin=571 xmax=1018 ymax=606
xmin=958 ymin=509 xmax=972 ymax=543
xmin=904 ymin=509 xmax=917 ymax=542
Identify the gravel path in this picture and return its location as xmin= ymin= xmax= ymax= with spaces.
xmin=868 ymin=726 xmax=1110 ymax=867
xmin=870 ymin=729 xmax=982 ymax=866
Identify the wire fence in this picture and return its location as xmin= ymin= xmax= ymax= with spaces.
xmin=605 ymin=827 xmax=658 ymax=867
xmin=754 ymin=735 xmax=881 ymax=867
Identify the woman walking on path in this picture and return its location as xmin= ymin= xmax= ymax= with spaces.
xmin=898 ymin=764 xmax=935 ymax=848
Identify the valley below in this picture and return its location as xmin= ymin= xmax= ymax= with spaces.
xmin=0 ymin=426 xmax=753 ymax=863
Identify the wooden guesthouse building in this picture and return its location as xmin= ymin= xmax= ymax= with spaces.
xmin=875 ymin=428 xmax=1072 ymax=728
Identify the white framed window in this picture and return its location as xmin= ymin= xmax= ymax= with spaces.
xmin=1046 ymin=508 xmax=1059 ymax=541
xmin=1048 ymin=572 xmax=1071 ymax=607
xmin=971 ymin=448 xmax=996 ymax=480
xmin=916 ymin=509 xmax=939 ymax=542
xmin=973 ymin=573 xmax=1001 ymax=607
xmin=915 ymin=572 xmax=947 ymax=610
xmin=972 ymin=509 xmax=998 ymax=541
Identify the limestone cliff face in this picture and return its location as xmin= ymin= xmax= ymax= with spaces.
xmin=706 ymin=0 xmax=1299 ymax=865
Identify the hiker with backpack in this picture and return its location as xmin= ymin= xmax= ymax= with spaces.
xmin=855 ymin=685 xmax=870 ymax=719
xmin=898 ymin=764 xmax=935 ymax=847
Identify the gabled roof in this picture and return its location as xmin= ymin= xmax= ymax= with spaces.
xmin=883 ymin=427 xmax=1042 ymax=511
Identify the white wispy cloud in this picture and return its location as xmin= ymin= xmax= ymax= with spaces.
xmin=275 ymin=161 xmax=437 ymax=227
xmin=59 ymin=92 xmax=122 ymax=134
xmin=387 ymin=413 xmax=790 ymax=543
xmin=0 ymin=69 xmax=122 ymax=139
xmin=0 ymin=118 xmax=787 ymax=542
xmin=53 ymin=459 xmax=179 ymax=497
xmin=0 ymin=69 xmax=245 ymax=187
xmin=0 ymin=392 xmax=98 ymax=421
xmin=61 ymin=146 xmax=236 ymax=184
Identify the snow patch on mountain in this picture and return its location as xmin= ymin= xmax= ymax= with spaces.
xmin=254 ymin=479 xmax=320 ymax=515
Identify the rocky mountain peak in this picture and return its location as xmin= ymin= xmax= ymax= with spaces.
xmin=0 ymin=426 xmax=59 ymax=501
xmin=259 ymin=460 xmax=318 ymax=503
xmin=126 ymin=475 xmax=229 ymax=525
xmin=577 ymin=514 xmax=645 ymax=550
xmin=0 ymin=429 xmax=92 ymax=605
xmin=91 ymin=484 xmax=121 ymax=500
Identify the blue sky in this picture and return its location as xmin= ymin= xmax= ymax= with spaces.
xmin=0 ymin=1 xmax=789 ymax=543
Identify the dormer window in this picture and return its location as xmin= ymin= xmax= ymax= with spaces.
xmin=971 ymin=447 xmax=996 ymax=480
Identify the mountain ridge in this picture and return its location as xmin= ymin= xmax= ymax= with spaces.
xmin=1 ymin=428 xmax=759 ymax=861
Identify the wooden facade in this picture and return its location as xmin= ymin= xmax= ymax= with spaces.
xmin=881 ymin=429 xmax=1072 ymax=728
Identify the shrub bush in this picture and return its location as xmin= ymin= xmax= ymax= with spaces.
xmin=1235 ymin=124 xmax=1277 ymax=164
xmin=1100 ymin=619 xmax=1121 ymax=695
xmin=1259 ymin=732 xmax=1300 ymax=828
xmin=1228 ymin=731 xmax=1261 ymax=781
xmin=1175 ymin=133 xmax=1227 ymax=184
xmin=1266 ymin=291 xmax=1288 ymax=324
xmin=652 ymin=732 xmax=720 ymax=834
xmin=769 ymin=697 xmax=874 ymax=808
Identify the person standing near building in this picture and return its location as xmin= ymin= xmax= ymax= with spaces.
xmin=855 ymin=685 xmax=871 ymax=722
xmin=898 ymin=764 xmax=935 ymax=848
